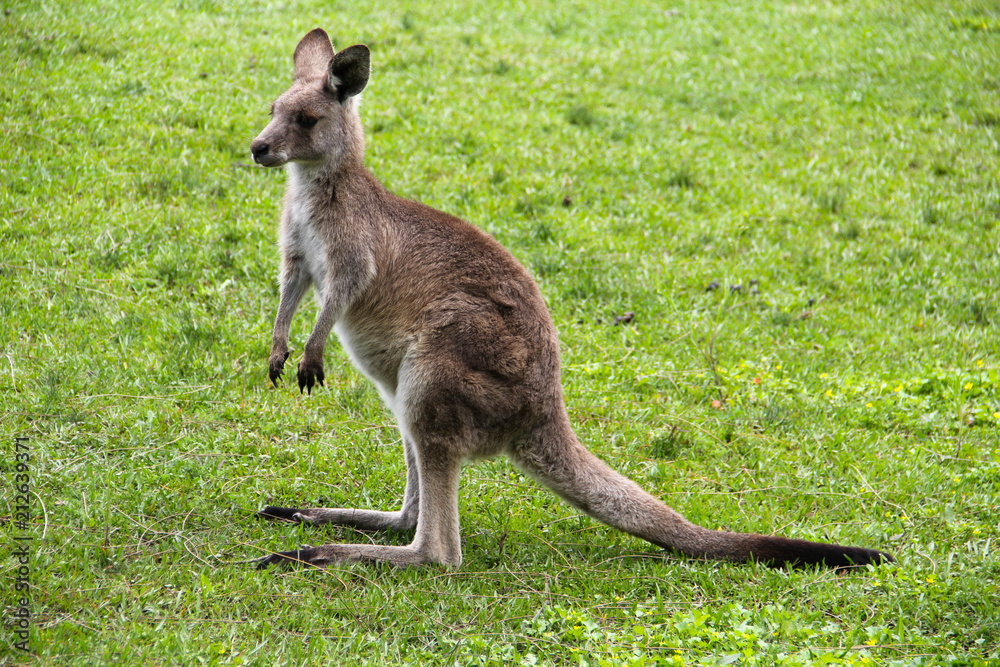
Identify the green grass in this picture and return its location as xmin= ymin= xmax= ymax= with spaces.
xmin=2 ymin=0 xmax=999 ymax=664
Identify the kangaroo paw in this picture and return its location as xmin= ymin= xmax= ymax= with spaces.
xmin=256 ymin=545 xmax=323 ymax=570
xmin=297 ymin=358 xmax=325 ymax=394
xmin=268 ymin=350 xmax=290 ymax=386
xmin=257 ymin=506 xmax=303 ymax=522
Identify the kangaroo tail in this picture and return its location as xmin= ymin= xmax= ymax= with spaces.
xmin=513 ymin=421 xmax=893 ymax=569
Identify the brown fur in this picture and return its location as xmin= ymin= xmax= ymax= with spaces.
xmin=251 ymin=28 xmax=894 ymax=571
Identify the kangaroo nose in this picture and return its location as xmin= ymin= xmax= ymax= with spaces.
xmin=251 ymin=141 xmax=270 ymax=163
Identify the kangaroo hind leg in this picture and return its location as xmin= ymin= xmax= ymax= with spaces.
xmin=257 ymin=435 xmax=463 ymax=569
xmin=258 ymin=436 xmax=420 ymax=532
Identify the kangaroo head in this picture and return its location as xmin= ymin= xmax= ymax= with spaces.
xmin=251 ymin=29 xmax=370 ymax=170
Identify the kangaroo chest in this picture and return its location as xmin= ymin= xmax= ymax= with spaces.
xmin=282 ymin=180 xmax=332 ymax=300
xmin=282 ymin=172 xmax=404 ymax=397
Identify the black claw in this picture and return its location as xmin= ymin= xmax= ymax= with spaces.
xmin=296 ymin=359 xmax=324 ymax=395
xmin=269 ymin=351 xmax=290 ymax=387
xmin=256 ymin=547 xmax=319 ymax=570
xmin=256 ymin=551 xmax=295 ymax=570
xmin=258 ymin=506 xmax=301 ymax=521
xmin=298 ymin=372 xmax=316 ymax=394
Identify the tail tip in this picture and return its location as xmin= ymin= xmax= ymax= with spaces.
xmin=827 ymin=545 xmax=896 ymax=571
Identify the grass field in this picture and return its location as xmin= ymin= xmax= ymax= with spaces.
xmin=2 ymin=0 xmax=999 ymax=664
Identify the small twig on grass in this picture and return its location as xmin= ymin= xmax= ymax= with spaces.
xmin=182 ymin=535 xmax=212 ymax=567
xmin=86 ymin=386 xmax=214 ymax=400
xmin=77 ymin=284 xmax=142 ymax=307
xmin=43 ymin=613 xmax=101 ymax=634
xmin=563 ymin=345 xmax=634 ymax=370
xmin=32 ymin=489 xmax=49 ymax=541
xmin=3 ymin=352 xmax=15 ymax=391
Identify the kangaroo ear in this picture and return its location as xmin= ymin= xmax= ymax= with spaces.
xmin=293 ymin=28 xmax=335 ymax=81
xmin=327 ymin=44 xmax=370 ymax=104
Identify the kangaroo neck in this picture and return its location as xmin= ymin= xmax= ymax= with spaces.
xmin=286 ymin=155 xmax=376 ymax=204
xmin=287 ymin=154 xmax=361 ymax=189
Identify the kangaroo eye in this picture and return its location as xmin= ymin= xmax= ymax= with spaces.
xmin=296 ymin=113 xmax=320 ymax=129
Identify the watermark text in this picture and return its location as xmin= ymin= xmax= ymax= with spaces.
xmin=9 ymin=436 xmax=31 ymax=652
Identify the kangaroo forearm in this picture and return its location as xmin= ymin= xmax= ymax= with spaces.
xmin=272 ymin=266 xmax=310 ymax=348
xmin=302 ymin=299 xmax=339 ymax=358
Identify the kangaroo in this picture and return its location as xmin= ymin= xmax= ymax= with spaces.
xmin=251 ymin=28 xmax=894 ymax=571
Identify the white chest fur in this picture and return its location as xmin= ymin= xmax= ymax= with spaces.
xmin=281 ymin=165 xmax=330 ymax=301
